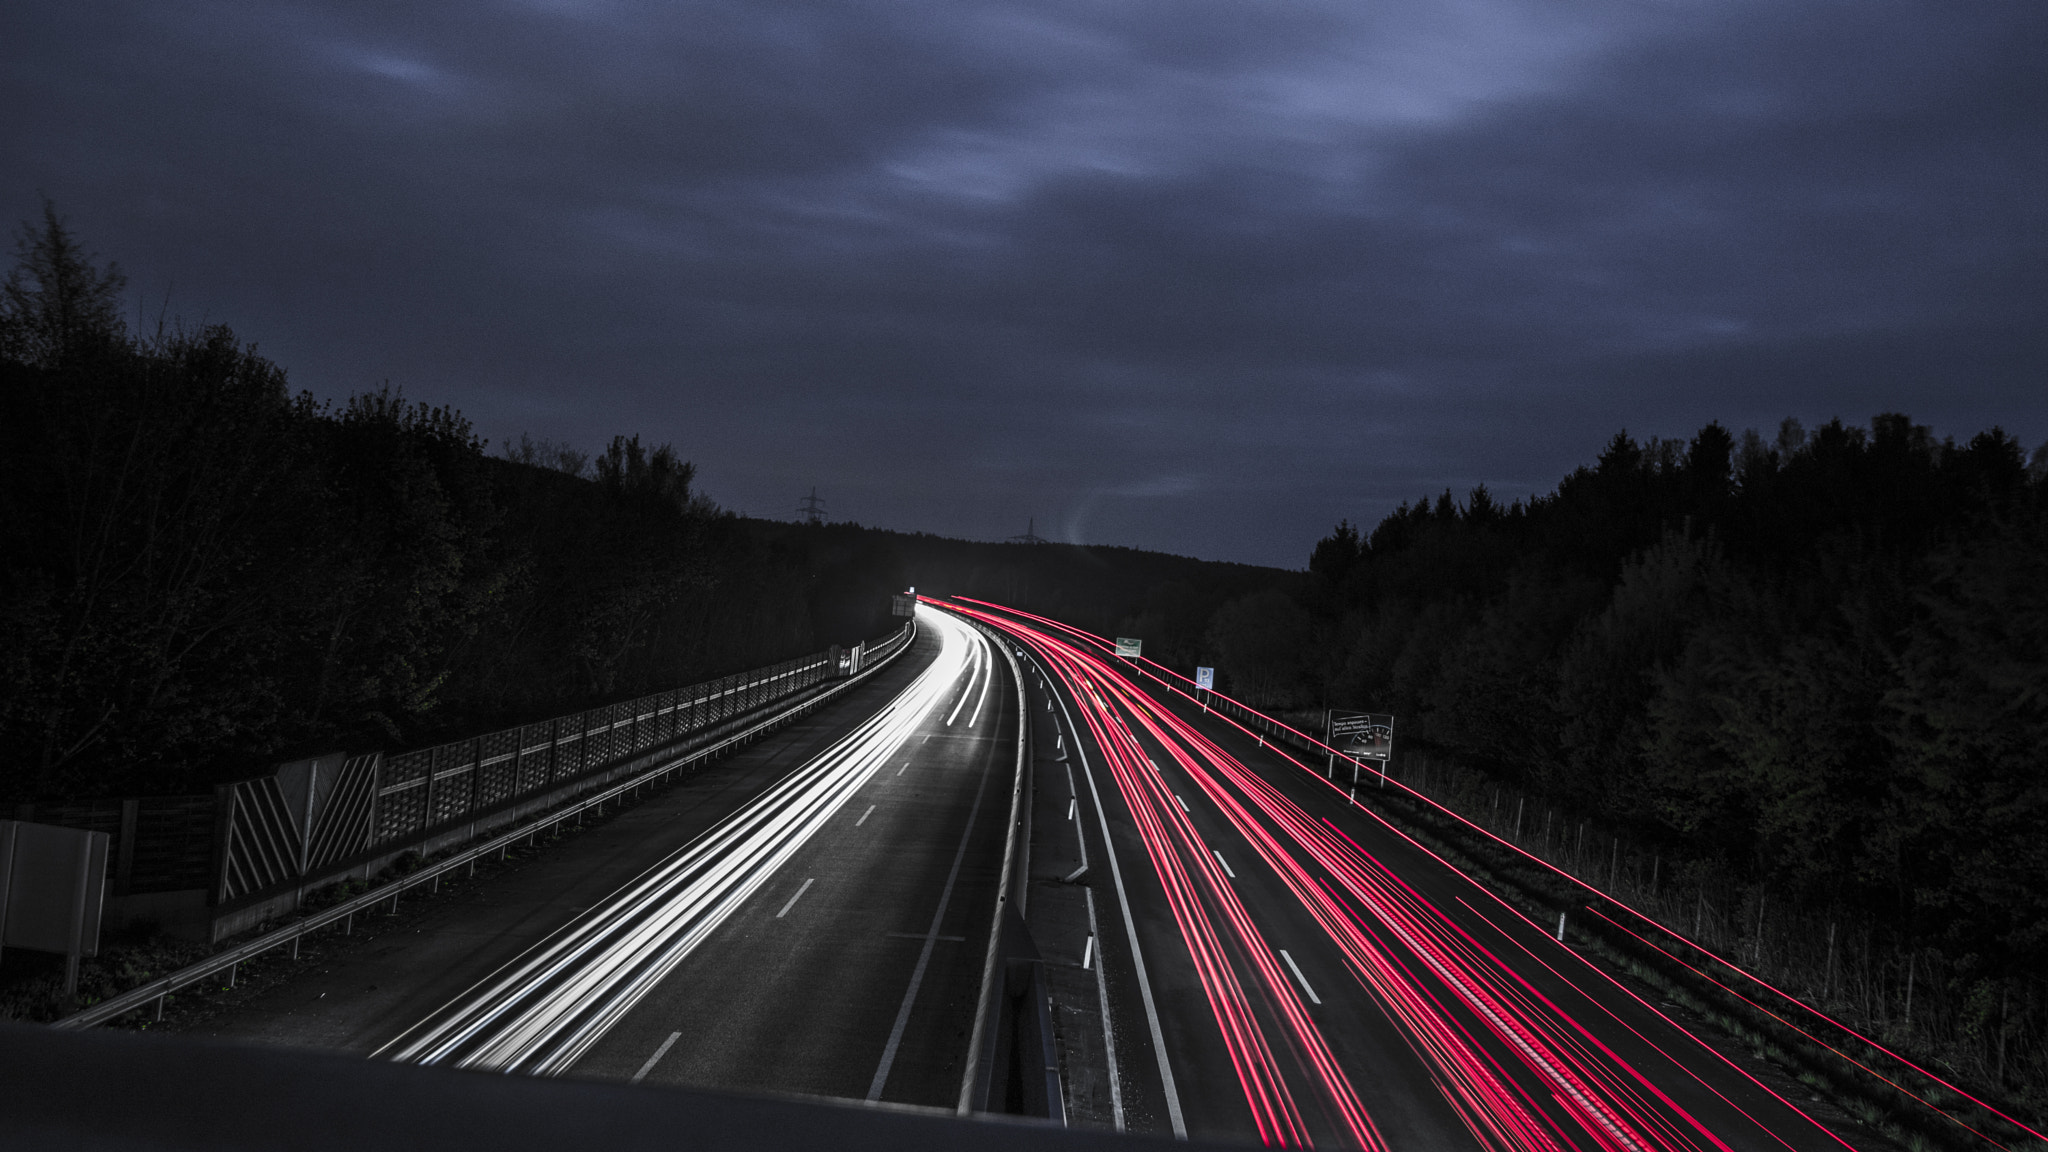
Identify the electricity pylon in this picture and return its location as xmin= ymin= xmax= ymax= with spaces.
xmin=797 ymin=487 xmax=825 ymax=526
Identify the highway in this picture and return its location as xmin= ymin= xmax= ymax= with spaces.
xmin=184 ymin=591 xmax=1891 ymax=1150
xmin=196 ymin=606 xmax=1017 ymax=1110
xmin=556 ymin=604 xmax=1012 ymax=1105
xmin=949 ymin=598 xmax=1878 ymax=1152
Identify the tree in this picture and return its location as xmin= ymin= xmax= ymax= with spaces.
xmin=1207 ymin=588 xmax=1318 ymax=708
xmin=0 ymin=198 xmax=127 ymax=369
xmin=1309 ymin=520 xmax=1362 ymax=586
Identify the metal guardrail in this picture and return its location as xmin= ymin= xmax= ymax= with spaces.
xmin=17 ymin=650 xmax=877 ymax=920
xmin=956 ymin=613 xmax=1059 ymax=1120
xmin=53 ymin=620 xmax=919 ymax=1030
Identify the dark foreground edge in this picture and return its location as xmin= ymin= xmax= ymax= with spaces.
xmin=0 ymin=1022 xmax=1230 ymax=1151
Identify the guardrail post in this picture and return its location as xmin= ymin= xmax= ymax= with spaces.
xmin=421 ymin=752 xmax=437 ymax=833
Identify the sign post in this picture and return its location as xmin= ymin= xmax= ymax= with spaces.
xmin=1193 ymin=666 xmax=1214 ymax=712
xmin=1326 ymin=711 xmax=1394 ymax=789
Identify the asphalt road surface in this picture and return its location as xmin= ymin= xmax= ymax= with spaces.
xmin=181 ymin=594 xmax=1895 ymax=1151
xmin=193 ymin=606 xmax=1016 ymax=1111
xmin=954 ymin=598 xmax=1884 ymax=1152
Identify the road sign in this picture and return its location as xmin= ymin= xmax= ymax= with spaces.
xmin=891 ymin=593 xmax=916 ymax=618
xmin=1327 ymin=711 xmax=1394 ymax=761
xmin=1 ymin=820 xmax=108 ymax=995
xmin=1194 ymin=666 xmax=1215 ymax=690
xmin=1114 ymin=637 xmax=1142 ymax=658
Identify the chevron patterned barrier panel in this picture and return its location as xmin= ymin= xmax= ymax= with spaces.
xmin=13 ymin=623 xmax=915 ymax=928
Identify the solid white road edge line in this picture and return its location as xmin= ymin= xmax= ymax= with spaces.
xmin=868 ymin=629 xmax=999 ymax=1104
xmin=1053 ymin=659 xmax=1185 ymax=1139
xmin=944 ymin=642 xmax=984 ymax=726
xmin=966 ymin=639 xmax=995 ymax=727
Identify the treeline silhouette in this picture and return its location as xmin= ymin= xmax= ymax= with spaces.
xmin=0 ymin=206 xmax=898 ymax=799
xmin=1240 ymin=418 xmax=2047 ymax=1003
xmin=748 ymin=519 xmax=1292 ymax=666
xmin=0 ymin=204 xmax=1289 ymax=802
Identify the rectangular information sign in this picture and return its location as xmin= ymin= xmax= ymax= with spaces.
xmin=1194 ymin=666 xmax=1215 ymax=690
xmin=890 ymin=593 xmax=917 ymax=618
xmin=1326 ymin=710 xmax=1394 ymax=762
xmin=1114 ymin=637 xmax=1143 ymax=658
xmin=0 ymin=820 xmax=107 ymax=958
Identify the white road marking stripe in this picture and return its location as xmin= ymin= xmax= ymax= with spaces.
xmin=1279 ymin=949 xmax=1321 ymax=1005
xmin=1060 ymin=680 xmax=1179 ymax=1136
xmin=1175 ymin=794 xmax=1188 ymax=812
xmin=1067 ymin=797 xmax=1076 ymax=821
xmin=868 ymin=652 xmax=999 ymax=1103
xmin=776 ymin=878 xmax=815 ymax=919
xmin=1213 ymin=850 xmax=1235 ymax=878
xmin=371 ymin=609 xmax=973 ymax=1076
xmin=1082 ymin=885 xmax=1122 ymax=1132
xmin=897 ymin=762 xmax=908 ymax=776
xmin=856 ymin=804 xmax=876 ymax=826
xmin=945 ymin=644 xmax=984 ymax=726
xmin=967 ymin=642 xmax=995 ymax=727
xmin=631 ymin=1031 xmax=681 ymax=1083
xmin=1081 ymin=934 xmax=1095 ymax=970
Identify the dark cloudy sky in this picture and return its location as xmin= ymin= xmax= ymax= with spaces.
xmin=6 ymin=0 xmax=2043 ymax=567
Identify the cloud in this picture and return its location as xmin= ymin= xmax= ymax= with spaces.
xmin=3 ymin=0 xmax=2041 ymax=567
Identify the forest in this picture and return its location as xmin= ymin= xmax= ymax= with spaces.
xmin=750 ymin=518 xmax=1291 ymax=670
xmin=0 ymin=206 xmax=1283 ymax=802
xmin=1209 ymin=416 xmax=2048 ymax=1009
xmin=0 ymin=206 xmax=884 ymax=800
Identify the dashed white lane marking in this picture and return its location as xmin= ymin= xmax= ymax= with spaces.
xmin=631 ymin=1031 xmax=681 ymax=1084
xmin=856 ymin=805 xmax=876 ymax=826
xmin=776 ymin=878 xmax=815 ymax=919
xmin=1213 ymin=850 xmax=1235 ymax=878
xmin=1279 ymin=949 xmax=1321 ymax=1005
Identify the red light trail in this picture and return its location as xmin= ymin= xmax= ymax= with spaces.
xmin=951 ymin=595 xmax=2040 ymax=1151
xmin=941 ymin=597 xmax=1886 ymax=1151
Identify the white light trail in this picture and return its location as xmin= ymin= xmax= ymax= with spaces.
xmin=375 ymin=606 xmax=985 ymax=1075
